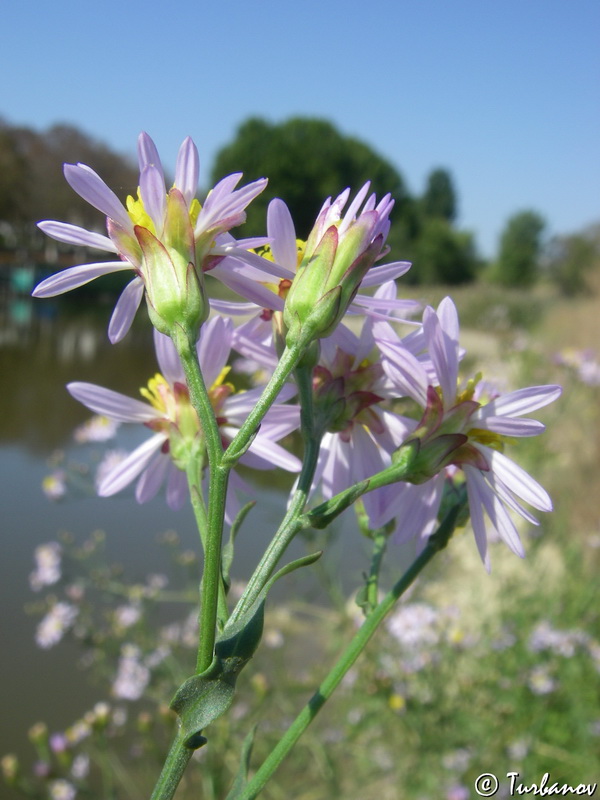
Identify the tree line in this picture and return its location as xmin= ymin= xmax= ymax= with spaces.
xmin=1 ymin=116 xmax=596 ymax=292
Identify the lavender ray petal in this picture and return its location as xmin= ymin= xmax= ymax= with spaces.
xmin=108 ymin=277 xmax=145 ymax=344
xmin=64 ymin=164 xmax=132 ymax=231
xmin=197 ymin=315 xmax=233 ymax=388
xmin=359 ymin=261 xmax=412 ymax=287
xmin=153 ymin=329 xmax=184 ymax=384
xmin=209 ymin=264 xmax=285 ymax=310
xmin=465 ymin=473 xmax=491 ymax=571
xmin=32 ymin=262 xmax=131 ymax=297
xmin=212 ymin=248 xmax=292 ymax=279
xmin=67 ymin=382 xmax=157 ymax=422
xmin=166 ymin=468 xmax=188 ymax=510
xmin=235 ymin=431 xmax=302 ymax=472
xmin=137 ymin=132 xmax=164 ymax=177
xmin=174 ymin=137 xmax=199 ymax=205
xmin=476 ymin=385 xmax=562 ymax=420
xmin=484 ymin=447 xmax=553 ymax=512
xmin=475 ymin=416 xmax=545 ymax=437
xmin=470 ymin=468 xmax=525 ymax=558
xmin=210 ymin=299 xmax=263 ymax=316
xmin=38 ymin=221 xmax=117 ymax=252
xmin=423 ymin=305 xmax=456 ymax=405
xmin=267 ymin=198 xmax=298 ymax=270
xmin=135 ymin=452 xmax=170 ymax=504
xmin=140 ymin=164 xmax=166 ymax=233
xmin=98 ymin=434 xmax=166 ymax=497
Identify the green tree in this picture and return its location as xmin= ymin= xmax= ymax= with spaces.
xmin=546 ymin=227 xmax=599 ymax=296
xmin=490 ymin=210 xmax=546 ymax=287
xmin=0 ymin=119 xmax=139 ymax=252
xmin=210 ymin=117 xmax=418 ymax=256
xmin=0 ymin=120 xmax=30 ymax=227
xmin=421 ymin=168 xmax=457 ymax=222
xmin=409 ymin=217 xmax=478 ymax=285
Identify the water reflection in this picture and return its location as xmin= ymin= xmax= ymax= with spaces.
xmin=0 ymin=293 xmax=156 ymax=452
xmin=0 ymin=281 xmax=405 ymax=785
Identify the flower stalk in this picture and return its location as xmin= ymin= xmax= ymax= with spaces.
xmin=171 ymin=325 xmax=230 ymax=671
xmin=231 ymin=498 xmax=468 ymax=800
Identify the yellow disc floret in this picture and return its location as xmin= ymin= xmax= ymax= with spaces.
xmin=140 ymin=373 xmax=171 ymax=415
xmin=456 ymin=372 xmax=482 ymax=404
xmin=126 ymin=190 xmax=157 ymax=235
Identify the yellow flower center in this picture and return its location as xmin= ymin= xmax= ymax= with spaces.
xmin=467 ymin=427 xmax=514 ymax=452
xmin=140 ymin=373 xmax=171 ymax=414
xmin=455 ymin=372 xmax=482 ymax=404
xmin=254 ymin=240 xmax=306 ymax=299
xmin=126 ymin=190 xmax=156 ymax=234
xmin=126 ymin=189 xmax=202 ymax=233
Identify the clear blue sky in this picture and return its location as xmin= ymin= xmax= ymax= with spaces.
xmin=3 ymin=0 xmax=598 ymax=256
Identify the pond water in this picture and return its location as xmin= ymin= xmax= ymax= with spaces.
xmin=0 ymin=283 xmax=409 ymax=776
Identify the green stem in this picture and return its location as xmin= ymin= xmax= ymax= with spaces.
xmin=222 ymin=342 xmax=304 ymax=467
xmin=228 ymin=362 xmax=322 ymax=625
xmin=304 ymin=448 xmax=420 ymax=531
xmin=186 ymin=461 xmax=229 ymax=637
xmin=172 ymin=326 xmax=223 ymax=471
xmin=234 ymin=501 xmax=466 ymax=800
xmin=197 ymin=463 xmax=230 ymax=671
xmin=171 ymin=327 xmax=229 ymax=673
xmin=186 ymin=460 xmax=209 ymax=549
xmin=364 ymin=524 xmax=389 ymax=615
xmin=149 ymin=733 xmax=193 ymax=800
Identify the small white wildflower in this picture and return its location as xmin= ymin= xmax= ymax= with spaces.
xmin=42 ymin=472 xmax=67 ymax=501
xmin=113 ymin=604 xmax=141 ymax=630
xmin=264 ymin=629 xmax=284 ymax=649
xmin=49 ymin=778 xmax=77 ymax=800
xmin=30 ymin=542 xmax=62 ymax=591
xmin=111 ymin=707 xmax=128 ymax=727
xmin=442 ymin=748 xmax=472 ymax=772
xmin=65 ymin=720 xmax=91 ymax=745
xmin=35 ymin=602 xmax=78 ymax=649
xmin=527 ymin=665 xmax=557 ymax=695
xmin=529 ymin=621 xmax=586 ymax=658
xmin=507 ymin=737 xmax=531 ymax=760
xmin=113 ymin=645 xmax=150 ymax=700
xmin=386 ymin=603 xmax=440 ymax=649
xmin=74 ymin=415 xmax=120 ymax=443
xmin=70 ymin=753 xmax=90 ymax=780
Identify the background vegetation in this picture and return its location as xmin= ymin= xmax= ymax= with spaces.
xmin=1 ymin=115 xmax=599 ymax=799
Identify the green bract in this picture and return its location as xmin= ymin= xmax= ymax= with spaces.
xmin=136 ymin=189 xmax=209 ymax=341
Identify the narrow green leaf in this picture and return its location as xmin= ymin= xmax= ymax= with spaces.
xmin=226 ymin=725 xmax=258 ymax=799
xmin=222 ymin=501 xmax=256 ymax=590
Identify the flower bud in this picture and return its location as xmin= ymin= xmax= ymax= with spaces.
xmin=283 ymin=184 xmax=392 ymax=344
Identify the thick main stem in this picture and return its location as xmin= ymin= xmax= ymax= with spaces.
xmin=149 ymin=733 xmax=193 ymax=800
xmin=150 ymin=330 xmax=312 ymax=800
xmin=171 ymin=326 xmax=229 ymax=673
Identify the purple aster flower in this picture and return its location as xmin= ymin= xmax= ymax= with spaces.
xmin=33 ymin=132 xmax=273 ymax=342
xmin=306 ymin=295 xmax=415 ymax=528
xmin=66 ymin=316 xmax=300 ymax=522
xmin=282 ymin=183 xmax=416 ymax=342
xmin=212 ymin=195 xmax=418 ymax=324
xmin=377 ymin=297 xmax=561 ymax=569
